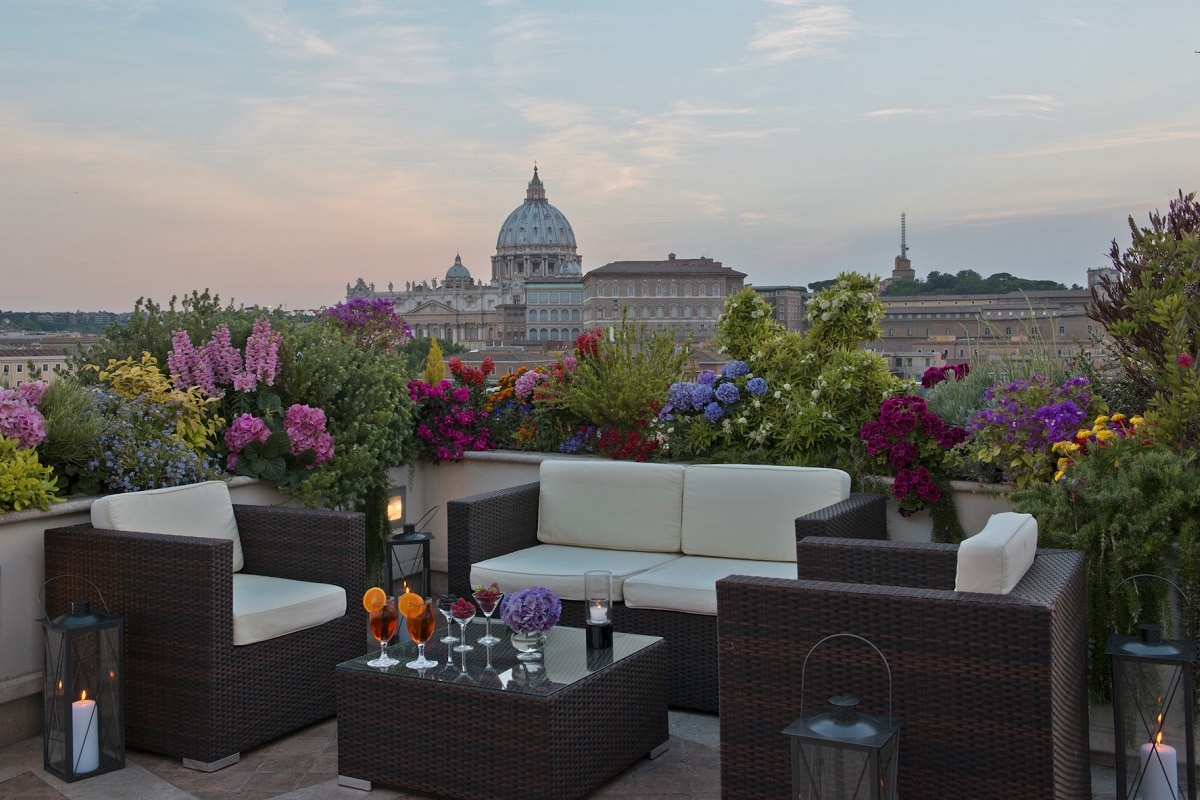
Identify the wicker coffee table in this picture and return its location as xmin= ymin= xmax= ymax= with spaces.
xmin=336 ymin=621 xmax=669 ymax=800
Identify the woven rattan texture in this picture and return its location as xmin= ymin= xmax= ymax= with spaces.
xmin=716 ymin=540 xmax=1091 ymax=800
xmin=447 ymin=481 xmax=888 ymax=713
xmin=44 ymin=504 xmax=366 ymax=765
xmin=335 ymin=637 xmax=669 ymax=799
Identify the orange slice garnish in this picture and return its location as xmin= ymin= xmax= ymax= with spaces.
xmin=398 ymin=591 xmax=426 ymax=619
xmin=362 ymin=586 xmax=387 ymax=613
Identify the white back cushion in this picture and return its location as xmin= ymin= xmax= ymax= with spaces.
xmin=92 ymin=481 xmax=245 ymax=572
xmin=681 ymin=465 xmax=851 ymax=561
xmin=955 ymin=512 xmax=1038 ymax=595
xmin=537 ymin=460 xmax=685 ymax=552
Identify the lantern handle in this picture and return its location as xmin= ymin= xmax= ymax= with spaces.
xmin=39 ymin=575 xmax=112 ymax=624
xmin=1107 ymin=573 xmax=1191 ymax=635
xmin=799 ymin=632 xmax=893 ymax=724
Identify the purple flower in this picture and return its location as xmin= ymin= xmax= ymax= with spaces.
xmin=696 ymin=370 xmax=717 ymax=386
xmin=715 ymin=382 xmax=740 ymax=404
xmin=691 ymin=384 xmax=714 ymax=407
xmin=721 ymin=360 xmax=750 ymax=378
xmin=746 ymin=377 xmax=768 ymax=396
xmin=500 ymin=586 xmax=562 ymax=633
xmin=703 ymin=402 xmax=724 ymax=423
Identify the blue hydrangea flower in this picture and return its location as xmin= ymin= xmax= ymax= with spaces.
xmin=721 ymin=360 xmax=750 ymax=378
xmin=715 ymin=382 xmax=740 ymax=404
xmin=703 ymin=402 xmax=724 ymax=423
xmin=746 ymin=377 xmax=768 ymax=396
xmin=691 ymin=383 xmax=714 ymax=406
xmin=696 ymin=370 xmax=718 ymax=386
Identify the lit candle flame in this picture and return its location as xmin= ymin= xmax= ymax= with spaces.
xmin=79 ymin=690 xmax=88 ymax=702
xmin=1157 ymin=731 xmax=1164 ymax=746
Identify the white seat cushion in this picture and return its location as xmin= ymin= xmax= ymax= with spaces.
xmin=623 ymin=555 xmax=799 ymax=615
xmin=231 ymin=573 xmax=347 ymax=646
xmin=954 ymin=512 xmax=1039 ymax=595
xmin=537 ymin=460 xmax=685 ymax=552
xmin=470 ymin=544 xmax=682 ymax=602
xmin=92 ymin=480 xmax=245 ymax=572
xmin=681 ymin=465 xmax=851 ymax=561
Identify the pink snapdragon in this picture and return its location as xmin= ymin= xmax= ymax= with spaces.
xmin=239 ymin=317 xmax=282 ymax=391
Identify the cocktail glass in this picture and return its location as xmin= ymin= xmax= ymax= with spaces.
xmin=405 ymin=597 xmax=438 ymax=670
xmin=367 ymin=596 xmax=399 ymax=668
xmin=436 ymin=595 xmax=459 ymax=645
xmin=472 ymin=588 xmax=505 ymax=646
xmin=453 ymin=604 xmax=476 ymax=652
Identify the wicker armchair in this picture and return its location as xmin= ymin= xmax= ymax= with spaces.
xmin=44 ymin=503 xmax=366 ymax=770
xmin=717 ymin=537 xmax=1091 ymax=800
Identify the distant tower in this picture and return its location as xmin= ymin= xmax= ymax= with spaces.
xmin=891 ymin=213 xmax=916 ymax=282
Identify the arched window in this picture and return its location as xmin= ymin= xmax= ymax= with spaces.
xmin=527 ymin=309 xmax=536 ymax=321
xmin=1005 ymin=326 xmax=1012 ymax=336
xmin=571 ymin=328 xmax=581 ymax=340
xmin=642 ymin=281 xmax=650 ymax=297
xmin=887 ymin=328 xmax=893 ymax=337
xmin=656 ymin=281 xmax=664 ymax=297
xmin=700 ymin=284 xmax=708 ymax=296
xmin=549 ymin=309 xmax=559 ymax=322
xmin=1059 ymin=325 xmax=1066 ymax=335
xmin=906 ymin=328 xmax=912 ymax=336
xmin=984 ymin=327 xmax=991 ymax=336
xmin=670 ymin=305 xmax=679 ymax=318
xmin=656 ymin=305 xmax=664 ymax=318
xmin=597 ymin=280 xmax=605 ymax=297
xmin=685 ymin=306 xmax=693 ymax=318
xmin=1087 ymin=324 xmax=1094 ymax=334
xmin=539 ymin=309 xmax=549 ymax=322
xmin=571 ymin=309 xmax=580 ymax=322
xmin=627 ymin=280 xmax=635 ymax=296
xmin=670 ymin=280 xmax=678 ymax=296
xmin=642 ymin=305 xmax=650 ymax=318
xmin=540 ymin=328 xmax=549 ymax=340
xmin=529 ymin=327 xmax=538 ymax=341
xmin=684 ymin=281 xmax=692 ymax=296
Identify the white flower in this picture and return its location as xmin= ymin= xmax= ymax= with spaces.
xmin=783 ymin=383 xmax=792 ymax=391
xmin=738 ymin=416 xmax=748 ymax=424
xmin=811 ymin=389 xmax=820 ymax=400
xmin=773 ymin=390 xmax=782 ymax=399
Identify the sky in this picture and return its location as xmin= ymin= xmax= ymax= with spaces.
xmin=2 ymin=1 xmax=1198 ymax=313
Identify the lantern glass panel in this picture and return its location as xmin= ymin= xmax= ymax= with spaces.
xmin=1107 ymin=629 xmax=1196 ymax=800
xmin=41 ymin=607 xmax=124 ymax=783
xmin=784 ymin=709 xmax=900 ymax=800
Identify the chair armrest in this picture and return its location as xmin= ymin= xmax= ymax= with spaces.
xmin=795 ymin=536 xmax=960 ymax=588
xmin=234 ymin=504 xmax=366 ymax=593
xmin=45 ymin=523 xmax=234 ymax=652
xmin=794 ymin=492 xmax=887 ymax=543
xmin=447 ymin=481 xmax=540 ymax=597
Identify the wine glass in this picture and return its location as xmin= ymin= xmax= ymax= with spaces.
xmin=436 ymin=595 xmax=459 ymax=646
xmin=472 ymin=588 xmax=505 ymax=646
xmin=367 ymin=596 xmax=399 ymax=668
xmin=405 ymin=596 xmax=438 ymax=670
xmin=452 ymin=599 xmax=476 ymax=652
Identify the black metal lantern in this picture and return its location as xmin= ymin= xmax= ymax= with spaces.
xmin=783 ymin=633 xmax=901 ymax=800
xmin=1107 ymin=574 xmax=1195 ymax=800
xmin=384 ymin=487 xmax=433 ymax=598
xmin=40 ymin=576 xmax=125 ymax=782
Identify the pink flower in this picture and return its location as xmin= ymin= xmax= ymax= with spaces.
xmin=1178 ymin=353 xmax=1194 ymax=369
xmin=283 ymin=404 xmax=335 ymax=464
xmin=168 ymin=329 xmax=200 ymax=389
xmin=16 ymin=380 xmax=47 ymax=406
xmin=202 ymin=325 xmax=242 ymax=387
xmin=224 ymin=413 xmax=271 ymax=454
xmin=242 ymin=317 xmax=281 ymax=389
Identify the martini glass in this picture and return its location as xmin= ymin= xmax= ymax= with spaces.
xmin=436 ymin=595 xmax=459 ymax=647
xmin=472 ymin=589 xmax=505 ymax=646
xmin=453 ymin=604 xmax=476 ymax=652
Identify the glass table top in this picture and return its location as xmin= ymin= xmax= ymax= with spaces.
xmin=339 ymin=619 xmax=661 ymax=698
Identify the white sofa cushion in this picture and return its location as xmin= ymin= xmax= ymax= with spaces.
xmin=471 ymin=544 xmax=682 ymax=602
xmin=954 ymin=512 xmax=1039 ymax=595
xmin=623 ymin=555 xmax=798 ymax=615
xmin=681 ymin=465 xmax=851 ymax=561
xmin=231 ymin=573 xmax=347 ymax=646
xmin=537 ymin=460 xmax=686 ymax=552
xmin=92 ymin=480 xmax=245 ymax=572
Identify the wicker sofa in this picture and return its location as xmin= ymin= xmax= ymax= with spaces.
xmin=44 ymin=482 xmax=366 ymax=770
xmin=447 ymin=459 xmax=887 ymax=711
xmin=716 ymin=535 xmax=1091 ymax=799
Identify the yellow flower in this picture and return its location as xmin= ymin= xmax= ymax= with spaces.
xmin=1131 ymin=415 xmax=1146 ymax=427
xmin=1110 ymin=412 xmax=1127 ymax=423
xmin=1093 ymin=415 xmax=1110 ymax=428
xmin=1076 ymin=429 xmax=1091 ymax=440
xmin=1095 ymin=429 xmax=1116 ymax=442
xmin=1054 ymin=457 xmax=1073 ymax=481
xmin=1052 ymin=440 xmax=1080 ymax=455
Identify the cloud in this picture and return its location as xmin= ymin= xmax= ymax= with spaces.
xmin=866 ymin=108 xmax=938 ymax=118
xmin=749 ymin=0 xmax=856 ymax=63
xmin=243 ymin=11 xmax=338 ymax=57
xmin=971 ymin=94 xmax=1059 ymax=118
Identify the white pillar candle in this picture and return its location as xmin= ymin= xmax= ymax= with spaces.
xmin=589 ymin=601 xmax=608 ymax=624
xmin=71 ymin=692 xmax=100 ymax=774
xmin=1138 ymin=739 xmax=1178 ymax=800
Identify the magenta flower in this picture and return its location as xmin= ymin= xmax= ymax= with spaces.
xmin=1178 ymin=353 xmax=1194 ymax=369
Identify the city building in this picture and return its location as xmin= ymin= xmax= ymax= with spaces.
xmin=0 ymin=334 xmax=97 ymax=388
xmin=582 ymin=254 xmax=746 ymax=344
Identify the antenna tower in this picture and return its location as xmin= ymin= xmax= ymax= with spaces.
xmin=900 ymin=213 xmax=908 ymax=260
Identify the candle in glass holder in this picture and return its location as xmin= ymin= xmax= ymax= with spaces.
xmin=589 ymin=600 xmax=608 ymax=624
xmin=71 ymin=690 xmax=99 ymax=774
xmin=1138 ymin=732 xmax=1178 ymax=800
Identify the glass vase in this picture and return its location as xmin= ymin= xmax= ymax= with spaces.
xmin=510 ymin=630 xmax=547 ymax=661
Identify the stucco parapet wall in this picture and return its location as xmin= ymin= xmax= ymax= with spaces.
xmin=0 ymin=476 xmax=270 ymax=527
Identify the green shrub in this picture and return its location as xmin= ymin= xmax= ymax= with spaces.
xmin=0 ymin=437 xmax=61 ymax=512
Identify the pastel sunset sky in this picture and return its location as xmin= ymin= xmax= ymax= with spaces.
xmin=3 ymin=1 xmax=1198 ymax=312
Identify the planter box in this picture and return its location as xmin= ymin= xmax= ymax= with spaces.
xmin=876 ymin=477 xmax=1015 ymax=542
